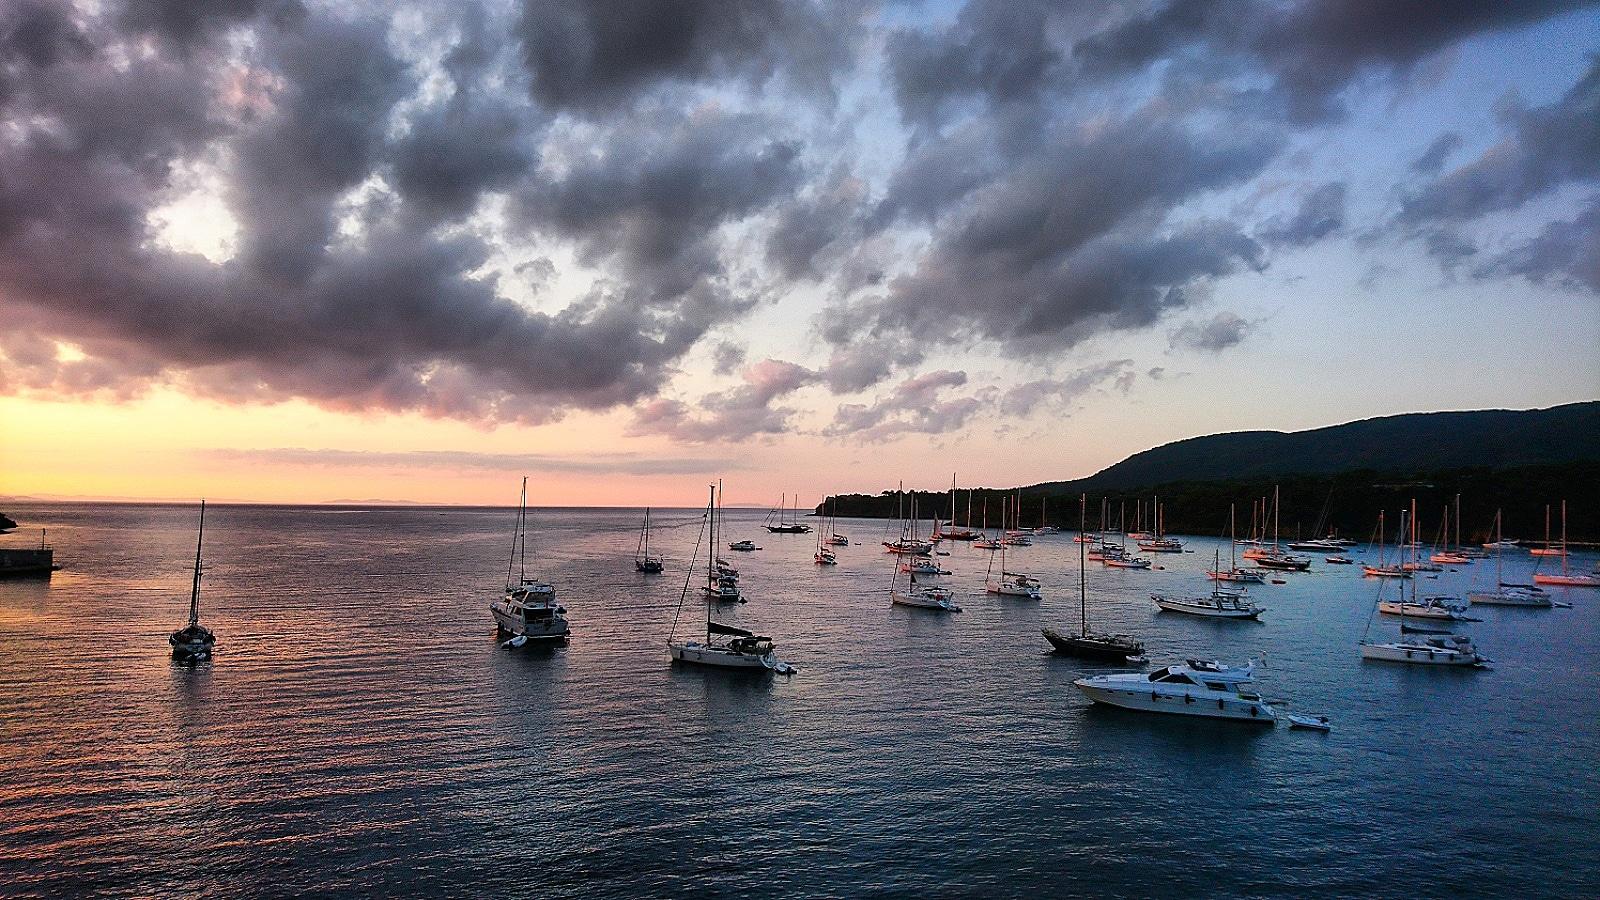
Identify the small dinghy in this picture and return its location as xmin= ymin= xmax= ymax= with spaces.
xmin=1287 ymin=714 xmax=1331 ymax=732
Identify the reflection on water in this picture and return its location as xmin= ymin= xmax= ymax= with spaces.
xmin=1 ymin=502 xmax=1597 ymax=896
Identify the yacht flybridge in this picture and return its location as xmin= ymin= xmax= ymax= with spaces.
xmin=168 ymin=500 xmax=216 ymax=663
xmin=670 ymin=484 xmax=796 ymax=675
xmin=1073 ymin=659 xmax=1277 ymax=723
xmin=491 ymin=478 xmax=570 ymax=646
xmin=1044 ymin=495 xmax=1145 ymax=661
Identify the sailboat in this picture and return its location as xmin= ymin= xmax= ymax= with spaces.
xmin=1136 ymin=497 xmax=1182 ymax=552
xmin=1362 ymin=511 xmax=1410 ymax=579
xmin=890 ymin=491 xmax=961 ymax=611
xmin=935 ymin=476 xmax=979 ymax=540
xmin=1400 ymin=505 xmax=1443 ymax=573
xmin=1533 ymin=501 xmax=1599 ymax=587
xmin=1209 ymin=503 xmax=1265 ymax=583
xmin=883 ymin=484 xmax=934 ymax=555
xmin=635 ymin=506 xmax=664 ymax=573
xmin=1250 ymin=486 xmax=1310 ymax=570
xmin=814 ymin=499 xmax=838 ymax=565
xmin=1153 ymin=548 xmax=1265 ymax=619
xmin=1430 ymin=496 xmax=1472 ymax=565
xmin=987 ymin=497 xmax=1041 ymax=599
xmin=669 ymin=485 xmax=796 ymax=674
xmin=973 ymin=496 xmax=1002 ymax=550
xmin=1044 ymin=495 xmax=1144 ymax=660
xmin=490 ymin=478 xmax=570 ymax=646
xmin=764 ymin=492 xmax=812 ymax=533
xmin=705 ymin=481 xmax=744 ymax=602
xmin=1529 ymin=504 xmax=1563 ymax=556
xmin=168 ymin=500 xmax=216 ymax=662
xmin=1468 ymin=509 xmax=1554 ymax=606
xmin=824 ymin=495 xmax=850 ymax=546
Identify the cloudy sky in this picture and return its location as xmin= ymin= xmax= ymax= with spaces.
xmin=1 ymin=0 xmax=1597 ymax=506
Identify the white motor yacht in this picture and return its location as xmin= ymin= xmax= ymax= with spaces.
xmin=1074 ymin=659 xmax=1277 ymax=723
xmin=728 ymin=539 xmax=759 ymax=552
xmin=1153 ymin=587 xmax=1264 ymax=619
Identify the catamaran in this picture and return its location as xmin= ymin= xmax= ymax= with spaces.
xmin=1044 ymin=495 xmax=1144 ymax=660
xmin=169 ymin=500 xmax=216 ymax=663
xmin=490 ymin=478 xmax=570 ymax=646
xmin=635 ymin=507 xmax=665 ymax=573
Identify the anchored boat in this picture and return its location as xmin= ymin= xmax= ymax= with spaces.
xmin=1074 ymin=659 xmax=1277 ymax=723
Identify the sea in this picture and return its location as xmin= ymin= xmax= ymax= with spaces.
xmin=1 ymin=502 xmax=1596 ymax=898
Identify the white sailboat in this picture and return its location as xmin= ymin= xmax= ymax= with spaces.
xmin=1210 ymin=503 xmax=1265 ymax=583
xmin=490 ymin=478 xmax=570 ymax=646
xmin=1468 ymin=510 xmax=1554 ymax=607
xmin=670 ymin=485 xmax=796 ymax=674
xmin=1533 ymin=501 xmax=1599 ymax=587
xmin=168 ymin=500 xmax=216 ymax=662
xmin=635 ymin=506 xmax=664 ymax=573
xmin=1154 ymin=549 xmax=1264 ymax=619
xmin=987 ymin=496 xmax=1040 ymax=599
xmin=1360 ymin=505 xmax=1489 ymax=668
xmin=704 ymin=481 xmax=744 ymax=602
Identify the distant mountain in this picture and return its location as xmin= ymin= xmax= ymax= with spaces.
xmin=1032 ymin=402 xmax=1600 ymax=492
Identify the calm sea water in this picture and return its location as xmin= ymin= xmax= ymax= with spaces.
xmin=1 ymin=502 xmax=1596 ymax=898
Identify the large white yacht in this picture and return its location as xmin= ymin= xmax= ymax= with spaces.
xmin=1074 ymin=659 xmax=1277 ymax=723
xmin=490 ymin=478 xmax=570 ymax=647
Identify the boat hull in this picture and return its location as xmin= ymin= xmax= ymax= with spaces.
xmin=1042 ymin=628 xmax=1142 ymax=661
xmin=1377 ymin=601 xmax=1466 ymax=620
xmin=669 ymin=642 xmax=770 ymax=670
xmin=891 ymin=591 xmax=960 ymax=611
xmin=1532 ymin=573 xmax=1600 ymax=587
xmin=1153 ymin=597 xmax=1261 ymax=619
xmin=491 ymin=605 xmax=570 ymax=639
xmin=1074 ymin=682 xmax=1276 ymax=723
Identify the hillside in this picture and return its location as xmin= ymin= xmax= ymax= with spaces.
xmin=1032 ymin=401 xmax=1600 ymax=493
xmin=821 ymin=402 xmax=1600 ymax=541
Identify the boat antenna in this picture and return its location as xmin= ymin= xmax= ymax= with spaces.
xmin=189 ymin=499 xmax=206 ymax=628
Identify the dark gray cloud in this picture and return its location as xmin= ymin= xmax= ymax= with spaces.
xmin=1074 ymin=0 xmax=1594 ymax=122
xmin=516 ymin=0 xmax=845 ymax=112
xmin=1169 ymin=311 xmax=1256 ymax=352
xmin=1398 ymin=58 xmax=1600 ymax=226
xmin=1259 ymin=182 xmax=1346 ymax=247
xmin=825 ymin=370 xmax=989 ymax=441
xmin=1412 ymin=131 xmax=1463 ymax=173
xmin=1473 ymin=197 xmax=1600 ymax=291
xmin=1000 ymin=360 xmax=1136 ymax=417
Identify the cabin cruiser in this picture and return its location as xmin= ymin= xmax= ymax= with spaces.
xmin=728 ymin=539 xmax=759 ymax=552
xmin=1287 ymin=539 xmax=1345 ymax=552
xmin=987 ymin=572 xmax=1042 ymax=599
xmin=1362 ymin=564 xmax=1410 ymax=578
xmin=1360 ymin=633 xmax=1488 ymax=667
xmin=671 ymin=621 xmax=797 ymax=674
xmin=492 ymin=579 xmax=571 ymax=642
xmin=1378 ymin=596 xmax=1472 ymax=620
xmin=1325 ymin=555 xmax=1354 ymax=565
xmin=1074 ymin=659 xmax=1277 ymax=723
xmin=1153 ymin=586 xmax=1264 ymax=619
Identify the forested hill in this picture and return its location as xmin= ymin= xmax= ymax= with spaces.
xmin=1034 ymin=401 xmax=1599 ymax=493
xmin=818 ymin=403 xmax=1600 ymax=542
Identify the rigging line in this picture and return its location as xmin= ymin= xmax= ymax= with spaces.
xmin=667 ymin=508 xmax=710 ymax=644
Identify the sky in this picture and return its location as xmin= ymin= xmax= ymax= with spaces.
xmin=1 ymin=0 xmax=1598 ymax=508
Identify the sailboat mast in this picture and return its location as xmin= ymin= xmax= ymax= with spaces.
xmin=1079 ymin=493 xmax=1088 ymax=633
xmin=1561 ymin=499 xmax=1569 ymax=575
xmin=1229 ymin=502 xmax=1237 ymax=569
xmin=189 ymin=499 xmax=206 ymax=628
xmin=518 ymin=476 xmax=528 ymax=584
xmin=1454 ymin=493 xmax=1462 ymax=551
